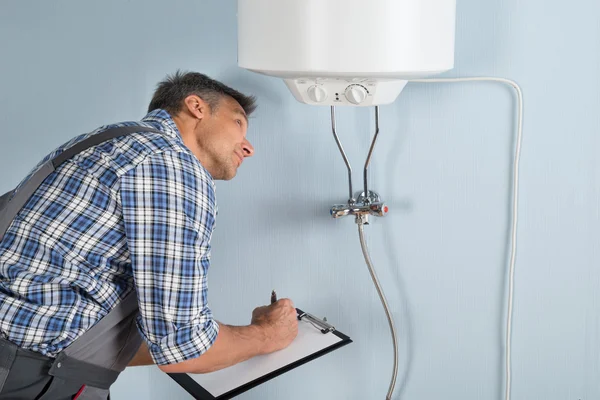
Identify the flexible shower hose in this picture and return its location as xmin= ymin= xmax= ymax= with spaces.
xmin=357 ymin=220 xmax=398 ymax=400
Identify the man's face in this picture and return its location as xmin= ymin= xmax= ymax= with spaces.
xmin=196 ymin=96 xmax=254 ymax=180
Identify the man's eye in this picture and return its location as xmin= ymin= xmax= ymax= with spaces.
xmin=236 ymin=119 xmax=242 ymax=126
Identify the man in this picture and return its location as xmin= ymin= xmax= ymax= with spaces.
xmin=0 ymin=71 xmax=298 ymax=399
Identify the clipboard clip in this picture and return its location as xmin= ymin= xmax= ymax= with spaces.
xmin=297 ymin=311 xmax=335 ymax=334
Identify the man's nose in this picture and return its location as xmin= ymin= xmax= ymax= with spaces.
xmin=242 ymin=138 xmax=254 ymax=157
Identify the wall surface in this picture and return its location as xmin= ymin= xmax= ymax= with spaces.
xmin=1 ymin=1 xmax=599 ymax=399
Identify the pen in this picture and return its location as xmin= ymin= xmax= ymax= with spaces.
xmin=271 ymin=290 xmax=277 ymax=304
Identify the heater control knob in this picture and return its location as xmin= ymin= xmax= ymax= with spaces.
xmin=307 ymin=85 xmax=328 ymax=103
xmin=345 ymin=84 xmax=368 ymax=105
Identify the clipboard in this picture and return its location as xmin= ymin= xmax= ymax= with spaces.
xmin=167 ymin=308 xmax=352 ymax=399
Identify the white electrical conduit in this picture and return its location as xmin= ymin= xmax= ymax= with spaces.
xmin=359 ymin=77 xmax=523 ymax=400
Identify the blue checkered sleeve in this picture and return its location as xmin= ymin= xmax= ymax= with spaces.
xmin=120 ymin=150 xmax=219 ymax=365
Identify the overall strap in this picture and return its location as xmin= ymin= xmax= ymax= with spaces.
xmin=0 ymin=125 xmax=163 ymax=241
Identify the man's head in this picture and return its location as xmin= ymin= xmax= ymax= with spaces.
xmin=148 ymin=71 xmax=257 ymax=180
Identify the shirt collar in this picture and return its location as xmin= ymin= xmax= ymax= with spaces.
xmin=140 ymin=108 xmax=217 ymax=185
xmin=141 ymin=109 xmax=181 ymax=139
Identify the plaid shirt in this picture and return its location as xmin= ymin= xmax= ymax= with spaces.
xmin=0 ymin=109 xmax=219 ymax=365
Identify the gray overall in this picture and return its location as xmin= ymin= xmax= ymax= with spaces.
xmin=0 ymin=125 xmax=163 ymax=400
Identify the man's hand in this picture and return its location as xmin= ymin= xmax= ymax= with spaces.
xmin=251 ymin=298 xmax=298 ymax=354
xmin=151 ymin=299 xmax=299 ymax=374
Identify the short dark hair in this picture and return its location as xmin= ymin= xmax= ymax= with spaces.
xmin=148 ymin=70 xmax=257 ymax=116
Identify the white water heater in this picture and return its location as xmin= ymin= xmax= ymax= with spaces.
xmin=237 ymin=0 xmax=457 ymax=106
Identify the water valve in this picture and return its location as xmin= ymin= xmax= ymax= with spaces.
xmin=330 ymin=191 xmax=388 ymax=220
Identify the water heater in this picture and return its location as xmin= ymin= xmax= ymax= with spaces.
xmin=237 ymin=0 xmax=457 ymax=106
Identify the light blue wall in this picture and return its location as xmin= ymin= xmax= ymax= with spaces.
xmin=1 ymin=0 xmax=599 ymax=399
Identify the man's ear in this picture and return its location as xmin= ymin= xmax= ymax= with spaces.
xmin=183 ymin=95 xmax=210 ymax=120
